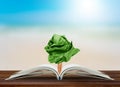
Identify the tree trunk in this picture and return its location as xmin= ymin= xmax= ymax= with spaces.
xmin=58 ymin=63 xmax=62 ymax=74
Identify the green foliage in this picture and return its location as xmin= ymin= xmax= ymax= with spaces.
xmin=45 ymin=34 xmax=80 ymax=64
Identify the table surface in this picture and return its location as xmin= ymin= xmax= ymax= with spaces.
xmin=0 ymin=70 xmax=120 ymax=86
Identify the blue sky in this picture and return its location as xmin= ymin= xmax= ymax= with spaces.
xmin=0 ymin=0 xmax=64 ymax=13
xmin=0 ymin=0 xmax=120 ymax=26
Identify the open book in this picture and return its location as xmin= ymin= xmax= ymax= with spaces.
xmin=6 ymin=64 xmax=113 ymax=80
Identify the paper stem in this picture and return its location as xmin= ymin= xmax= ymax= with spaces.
xmin=58 ymin=63 xmax=62 ymax=74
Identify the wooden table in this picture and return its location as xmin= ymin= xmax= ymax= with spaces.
xmin=0 ymin=71 xmax=120 ymax=87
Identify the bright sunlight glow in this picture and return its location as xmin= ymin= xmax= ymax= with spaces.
xmin=81 ymin=0 xmax=98 ymax=14
xmin=70 ymin=0 xmax=103 ymax=22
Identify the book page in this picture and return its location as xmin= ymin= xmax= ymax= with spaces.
xmin=60 ymin=64 xmax=113 ymax=80
xmin=6 ymin=64 xmax=59 ymax=80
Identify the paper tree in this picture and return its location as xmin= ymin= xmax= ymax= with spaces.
xmin=44 ymin=34 xmax=80 ymax=73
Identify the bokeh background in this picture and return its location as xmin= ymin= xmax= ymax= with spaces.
xmin=0 ymin=0 xmax=120 ymax=70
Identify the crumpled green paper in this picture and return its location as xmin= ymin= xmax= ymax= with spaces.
xmin=44 ymin=34 xmax=80 ymax=64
